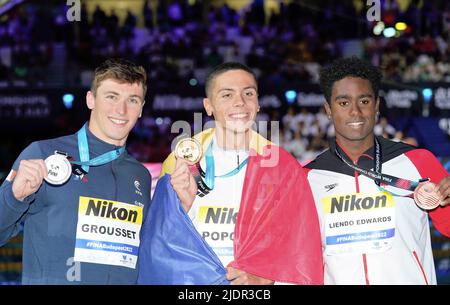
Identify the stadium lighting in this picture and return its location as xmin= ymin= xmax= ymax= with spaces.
xmin=285 ymin=90 xmax=297 ymax=104
xmin=422 ymin=88 xmax=433 ymax=102
xmin=395 ymin=22 xmax=407 ymax=31
xmin=189 ymin=78 xmax=198 ymax=86
xmin=422 ymin=88 xmax=433 ymax=117
xmin=383 ymin=27 xmax=396 ymax=38
xmin=373 ymin=21 xmax=385 ymax=36
xmin=62 ymin=93 xmax=74 ymax=109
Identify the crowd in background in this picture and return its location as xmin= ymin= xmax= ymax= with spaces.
xmin=0 ymin=0 xmax=449 ymax=284
xmin=1 ymin=0 xmax=450 ymax=87
xmin=0 ymin=0 xmax=446 ymax=164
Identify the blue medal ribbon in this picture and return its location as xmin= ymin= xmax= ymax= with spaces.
xmin=71 ymin=124 xmax=125 ymax=173
xmin=203 ymin=142 xmax=248 ymax=190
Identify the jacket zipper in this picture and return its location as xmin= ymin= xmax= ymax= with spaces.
xmin=107 ymin=161 xmax=118 ymax=284
xmin=111 ymin=161 xmax=117 ymax=200
xmin=354 ymin=159 xmax=370 ymax=285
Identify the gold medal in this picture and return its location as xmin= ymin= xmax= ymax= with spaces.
xmin=413 ymin=181 xmax=441 ymax=210
xmin=174 ymin=138 xmax=203 ymax=163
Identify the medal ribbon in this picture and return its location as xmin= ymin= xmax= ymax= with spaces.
xmin=199 ymin=142 xmax=249 ymax=191
xmin=71 ymin=124 xmax=125 ymax=173
xmin=334 ymin=137 xmax=428 ymax=192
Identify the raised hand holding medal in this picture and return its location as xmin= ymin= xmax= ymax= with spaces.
xmin=10 ymin=159 xmax=47 ymax=202
xmin=171 ymin=137 xmax=204 ymax=211
xmin=414 ymin=181 xmax=444 ymax=210
xmin=435 ymin=176 xmax=450 ymax=207
xmin=44 ymin=152 xmax=72 ymax=185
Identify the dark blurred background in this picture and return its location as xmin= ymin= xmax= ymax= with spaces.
xmin=0 ymin=0 xmax=449 ymax=284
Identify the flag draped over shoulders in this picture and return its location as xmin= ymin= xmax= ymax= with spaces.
xmin=230 ymin=144 xmax=323 ymax=284
xmin=137 ymin=129 xmax=323 ymax=284
xmin=137 ymin=174 xmax=228 ymax=284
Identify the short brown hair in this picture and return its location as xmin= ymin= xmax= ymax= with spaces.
xmin=91 ymin=58 xmax=147 ymax=98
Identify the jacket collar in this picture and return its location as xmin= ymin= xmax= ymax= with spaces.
xmin=82 ymin=121 xmax=127 ymax=158
xmin=329 ymin=136 xmax=377 ymax=166
xmin=193 ymin=128 xmax=273 ymax=156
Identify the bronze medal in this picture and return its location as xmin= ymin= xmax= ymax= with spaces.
xmin=413 ymin=181 xmax=441 ymax=210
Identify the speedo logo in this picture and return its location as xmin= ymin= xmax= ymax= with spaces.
xmin=324 ymin=183 xmax=338 ymax=192
xmin=322 ymin=192 xmax=394 ymax=214
xmin=78 ymin=196 xmax=143 ymax=224
xmin=198 ymin=206 xmax=238 ymax=225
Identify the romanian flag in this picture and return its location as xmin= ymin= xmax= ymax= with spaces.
xmin=137 ymin=129 xmax=323 ymax=284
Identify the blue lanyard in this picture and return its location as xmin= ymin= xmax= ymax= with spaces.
xmin=71 ymin=124 xmax=125 ymax=173
xmin=204 ymin=142 xmax=248 ymax=190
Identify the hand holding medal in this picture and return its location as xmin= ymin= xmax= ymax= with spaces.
xmin=435 ymin=176 xmax=450 ymax=207
xmin=172 ymin=138 xmax=204 ymax=212
xmin=10 ymin=159 xmax=47 ymax=202
xmin=414 ymin=181 xmax=444 ymax=210
xmin=10 ymin=152 xmax=72 ymax=202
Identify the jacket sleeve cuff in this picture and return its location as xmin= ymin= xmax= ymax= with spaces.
xmin=3 ymin=184 xmax=34 ymax=214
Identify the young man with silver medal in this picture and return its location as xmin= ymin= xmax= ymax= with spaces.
xmin=0 ymin=58 xmax=151 ymax=284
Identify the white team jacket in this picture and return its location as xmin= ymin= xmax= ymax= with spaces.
xmin=305 ymin=137 xmax=450 ymax=285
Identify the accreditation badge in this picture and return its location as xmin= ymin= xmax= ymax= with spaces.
xmin=73 ymin=196 xmax=143 ymax=269
xmin=322 ymin=191 xmax=396 ymax=256
xmin=44 ymin=153 xmax=72 ymax=185
xmin=190 ymin=204 xmax=239 ymax=267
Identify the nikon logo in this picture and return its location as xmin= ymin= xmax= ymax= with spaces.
xmin=330 ymin=194 xmax=387 ymax=213
xmin=85 ymin=199 xmax=138 ymax=223
xmin=205 ymin=207 xmax=237 ymax=224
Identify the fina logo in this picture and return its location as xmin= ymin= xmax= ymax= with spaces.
xmin=134 ymin=180 xmax=143 ymax=196
xmin=134 ymin=180 xmax=141 ymax=192
xmin=121 ymin=255 xmax=129 ymax=264
xmin=120 ymin=255 xmax=133 ymax=265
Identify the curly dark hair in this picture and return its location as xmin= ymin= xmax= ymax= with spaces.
xmin=319 ymin=57 xmax=382 ymax=104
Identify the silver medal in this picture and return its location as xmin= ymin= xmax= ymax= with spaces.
xmin=44 ymin=153 xmax=72 ymax=185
